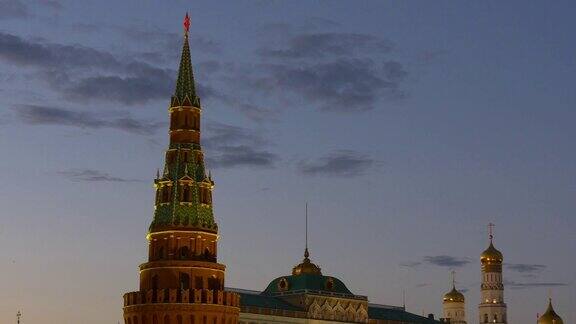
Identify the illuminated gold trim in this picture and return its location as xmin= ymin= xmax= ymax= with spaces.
xmin=140 ymin=267 xmax=225 ymax=273
xmin=169 ymin=106 xmax=201 ymax=112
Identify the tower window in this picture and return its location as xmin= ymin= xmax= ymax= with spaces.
xmin=182 ymin=185 xmax=191 ymax=202
xmin=195 ymin=276 xmax=203 ymax=289
xmin=179 ymin=273 xmax=190 ymax=290
xmin=179 ymin=246 xmax=190 ymax=259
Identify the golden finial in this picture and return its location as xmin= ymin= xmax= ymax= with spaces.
xmin=488 ymin=223 xmax=495 ymax=241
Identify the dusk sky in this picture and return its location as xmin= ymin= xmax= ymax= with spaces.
xmin=1 ymin=1 xmax=575 ymax=323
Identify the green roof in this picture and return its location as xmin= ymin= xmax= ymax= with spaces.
xmin=263 ymin=273 xmax=354 ymax=296
xmin=173 ymin=34 xmax=200 ymax=107
xmin=238 ymin=292 xmax=303 ymax=311
xmin=369 ymin=305 xmax=441 ymax=324
xmin=232 ymin=289 xmax=442 ymax=324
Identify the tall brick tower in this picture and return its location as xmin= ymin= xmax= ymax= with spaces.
xmin=123 ymin=14 xmax=240 ymax=324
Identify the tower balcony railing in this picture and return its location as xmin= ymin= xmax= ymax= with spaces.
xmin=123 ymin=288 xmax=240 ymax=308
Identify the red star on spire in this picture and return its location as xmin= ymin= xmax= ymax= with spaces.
xmin=184 ymin=13 xmax=191 ymax=35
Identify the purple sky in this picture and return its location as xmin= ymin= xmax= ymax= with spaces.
xmin=1 ymin=1 xmax=575 ymax=323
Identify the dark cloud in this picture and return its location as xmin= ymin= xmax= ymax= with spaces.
xmin=0 ymin=0 xmax=28 ymax=19
xmin=203 ymin=122 xmax=278 ymax=169
xmin=505 ymin=280 xmax=568 ymax=290
xmin=58 ymin=73 xmax=172 ymax=105
xmin=14 ymin=105 xmax=164 ymax=135
xmin=0 ymin=32 xmax=118 ymax=69
xmin=253 ymin=59 xmax=406 ymax=112
xmin=0 ymin=32 xmax=175 ymax=104
xmin=58 ymin=169 xmax=142 ymax=183
xmin=206 ymin=145 xmax=278 ymax=169
xmin=259 ymin=33 xmax=392 ymax=59
xmin=400 ymin=261 xmax=422 ymax=269
xmin=298 ymin=150 xmax=376 ymax=176
xmin=423 ymin=255 xmax=471 ymax=268
xmin=243 ymin=30 xmax=407 ymax=112
xmin=506 ymin=264 xmax=546 ymax=274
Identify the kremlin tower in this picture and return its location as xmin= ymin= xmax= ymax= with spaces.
xmin=442 ymin=272 xmax=466 ymax=324
xmin=478 ymin=224 xmax=506 ymax=324
xmin=122 ymin=14 xmax=240 ymax=324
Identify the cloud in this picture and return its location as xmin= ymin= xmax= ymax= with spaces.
xmin=254 ymin=59 xmax=402 ymax=112
xmin=203 ymin=122 xmax=278 ymax=169
xmin=506 ymin=264 xmax=546 ymax=274
xmin=0 ymin=32 xmax=175 ymax=104
xmin=259 ymin=32 xmax=393 ymax=59
xmin=298 ymin=150 xmax=376 ymax=176
xmin=58 ymin=169 xmax=142 ymax=183
xmin=0 ymin=0 xmax=28 ymax=19
xmin=206 ymin=145 xmax=278 ymax=169
xmin=505 ymin=280 xmax=568 ymax=290
xmin=423 ymin=255 xmax=471 ymax=268
xmin=243 ymin=30 xmax=408 ymax=112
xmin=14 ymin=105 xmax=164 ymax=135
xmin=400 ymin=261 xmax=422 ymax=269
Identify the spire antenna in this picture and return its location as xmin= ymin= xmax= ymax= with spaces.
xmin=488 ymin=222 xmax=495 ymax=241
xmin=402 ymin=289 xmax=406 ymax=309
xmin=451 ymin=270 xmax=456 ymax=289
xmin=304 ymin=202 xmax=309 ymax=258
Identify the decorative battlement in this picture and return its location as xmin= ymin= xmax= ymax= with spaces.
xmin=124 ymin=289 xmax=240 ymax=307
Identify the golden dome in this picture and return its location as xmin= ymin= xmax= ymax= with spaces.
xmin=292 ymin=248 xmax=322 ymax=276
xmin=443 ymin=287 xmax=465 ymax=303
xmin=538 ymin=299 xmax=563 ymax=324
xmin=480 ymin=240 xmax=503 ymax=264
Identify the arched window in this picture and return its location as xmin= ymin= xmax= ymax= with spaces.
xmin=208 ymin=275 xmax=220 ymax=290
xmin=484 ymin=314 xmax=488 ymax=323
xmin=177 ymin=315 xmax=183 ymax=324
xmin=180 ymin=273 xmax=190 ymax=290
xmin=493 ymin=314 xmax=498 ymax=322
xmin=179 ymin=246 xmax=190 ymax=259
xmin=182 ymin=185 xmax=190 ymax=202
xmin=157 ymin=247 xmax=165 ymax=260
xmin=153 ymin=315 xmax=158 ymax=324
xmin=190 ymin=316 xmax=195 ymax=324
xmin=164 ymin=315 xmax=170 ymax=324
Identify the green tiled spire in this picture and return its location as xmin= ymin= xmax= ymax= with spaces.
xmin=149 ymin=21 xmax=215 ymax=233
xmin=173 ymin=34 xmax=200 ymax=107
